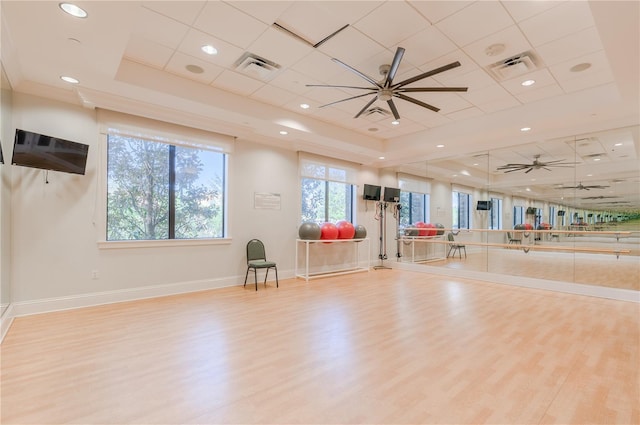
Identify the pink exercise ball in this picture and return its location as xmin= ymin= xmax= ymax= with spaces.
xmin=424 ymin=223 xmax=437 ymax=237
xmin=336 ymin=220 xmax=355 ymax=239
xmin=320 ymin=222 xmax=339 ymax=240
xmin=415 ymin=221 xmax=428 ymax=236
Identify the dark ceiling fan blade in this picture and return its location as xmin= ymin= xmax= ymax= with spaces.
xmin=504 ymin=167 xmax=528 ymax=173
xmin=332 ymin=58 xmax=381 ymax=88
xmin=525 ymin=168 xmax=534 ymax=174
xmin=395 ymin=93 xmax=439 ymax=112
xmin=542 ymin=167 xmax=552 ymax=171
xmin=306 ymin=84 xmax=377 ymax=90
xmin=394 ymin=61 xmax=461 ymax=88
xmin=387 ymin=99 xmax=400 ymax=120
xmin=354 ymin=95 xmax=378 ymax=118
xmin=384 ymin=47 xmax=405 ymax=88
xmin=400 ymin=87 xmax=468 ymax=93
xmin=542 ymin=158 xmax=575 ymax=164
xmin=319 ymin=92 xmax=376 ymax=108
xmin=498 ymin=163 xmax=531 ymax=168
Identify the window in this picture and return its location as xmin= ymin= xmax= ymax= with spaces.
xmin=549 ymin=206 xmax=556 ymax=227
xmin=100 ymin=110 xmax=233 ymax=242
xmin=398 ymin=173 xmax=431 ymax=226
xmin=513 ymin=206 xmax=524 ymax=226
xmin=490 ymin=197 xmax=502 ymax=229
xmin=452 ymin=191 xmax=470 ymax=229
xmin=300 ymin=154 xmax=357 ymax=223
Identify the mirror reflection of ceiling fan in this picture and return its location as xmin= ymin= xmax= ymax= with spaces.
xmin=496 ymin=154 xmax=578 ymax=173
xmin=557 ymin=182 xmax=610 ymax=190
xmin=582 ymin=195 xmax=618 ymax=199
xmin=306 ymin=47 xmax=468 ymax=120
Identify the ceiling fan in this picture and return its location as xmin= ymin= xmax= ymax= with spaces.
xmin=496 ymin=154 xmax=577 ymax=173
xmin=556 ymin=182 xmax=610 ymax=190
xmin=306 ymin=47 xmax=468 ymax=120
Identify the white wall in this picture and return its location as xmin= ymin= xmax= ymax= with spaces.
xmin=8 ymin=93 xmax=383 ymax=311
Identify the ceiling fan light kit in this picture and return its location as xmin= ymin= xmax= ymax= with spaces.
xmin=306 ymin=47 xmax=468 ymax=120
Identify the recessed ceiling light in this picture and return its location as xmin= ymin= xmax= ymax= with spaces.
xmin=473 ymin=163 xmax=479 ymax=166
xmin=279 ymin=130 xmax=288 ymax=135
xmin=201 ymin=45 xmax=217 ymax=55
xmin=570 ymin=62 xmax=591 ymax=72
xmin=614 ymin=142 xmax=623 ymax=146
xmin=520 ymin=127 xmax=531 ymax=132
xmin=521 ymin=79 xmax=535 ymax=86
xmin=436 ymin=144 xmax=444 ymax=148
xmin=593 ymin=157 xmax=600 ymax=161
xmin=391 ymin=120 xmax=400 ymax=125
xmin=378 ymin=156 xmax=385 ymax=160
xmin=300 ymin=103 xmax=310 ymax=109
xmin=185 ymin=64 xmax=204 ymax=74
xmin=526 ymin=188 xmax=531 ymax=192
xmin=59 ymin=3 xmax=88 ymax=18
xmin=60 ymin=75 xmax=79 ymax=84
xmin=587 ymin=174 xmax=593 ymax=177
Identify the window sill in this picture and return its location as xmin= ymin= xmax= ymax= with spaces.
xmin=97 ymin=238 xmax=232 ymax=250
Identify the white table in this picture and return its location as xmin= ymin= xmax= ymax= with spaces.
xmin=295 ymin=238 xmax=370 ymax=282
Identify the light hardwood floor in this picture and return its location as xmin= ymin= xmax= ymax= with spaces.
xmin=1 ymin=270 xmax=638 ymax=424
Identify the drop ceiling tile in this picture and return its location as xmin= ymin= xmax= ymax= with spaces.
xmin=500 ymin=69 xmax=557 ymax=95
xmin=124 ymin=36 xmax=174 ymax=69
xmin=418 ymin=50 xmax=479 ymax=82
xmin=548 ymin=50 xmax=613 ymax=87
xmin=535 ymin=27 xmax=604 ymax=67
xmin=193 ymin=2 xmax=268 ymax=49
xmin=353 ymin=1 xmax=430 ymax=48
xmin=249 ymin=84 xmax=298 ymax=107
xmin=515 ymin=83 xmax=564 ymax=104
xmin=290 ymin=50 xmax=343 ymax=82
xmin=476 ymin=96 xmax=522 ymax=114
xmin=178 ymin=29 xmax=245 ymax=68
xmin=501 ymin=1 xmax=563 ymax=23
xmin=409 ymin=92 xmax=472 ymax=114
xmin=246 ymin=27 xmax=313 ymax=68
xmin=463 ymin=25 xmax=533 ymax=67
xmin=557 ymin=69 xmax=615 ymax=94
xmin=434 ymin=68 xmax=495 ymax=90
xmin=227 ymin=1 xmax=293 ymax=25
xmin=141 ymin=1 xmax=206 ymax=25
xmin=318 ymin=1 xmax=384 ymax=26
xmin=317 ymin=26 xmax=386 ymax=66
xmin=408 ymin=1 xmax=473 ymax=24
xmin=436 ymin=2 xmax=514 ymax=47
xmin=518 ymin=1 xmax=595 ymax=47
xmin=464 ymin=83 xmax=513 ymax=105
xmin=392 ymin=26 xmax=458 ymax=68
xmin=270 ymin=69 xmax=322 ymax=95
xmin=132 ymin=7 xmax=190 ymax=50
xmin=445 ymin=106 xmax=484 ymax=121
xmin=304 ymin=87 xmax=360 ymax=107
xmin=164 ymin=51 xmax=224 ymax=84
xmin=212 ymin=70 xmax=264 ymax=96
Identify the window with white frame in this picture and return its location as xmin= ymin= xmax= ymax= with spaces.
xmin=299 ymin=154 xmax=357 ymax=223
xmin=452 ymin=190 xmax=471 ymax=229
xmin=398 ymin=173 xmax=430 ymax=227
xmin=549 ymin=206 xmax=556 ymax=227
xmin=490 ymin=197 xmax=502 ymax=229
xmin=513 ymin=206 xmax=524 ymax=226
xmin=100 ymin=110 xmax=232 ymax=241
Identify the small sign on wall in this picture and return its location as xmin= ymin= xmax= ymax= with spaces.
xmin=254 ymin=192 xmax=281 ymax=210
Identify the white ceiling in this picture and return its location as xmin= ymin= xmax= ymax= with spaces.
xmin=1 ymin=1 xmax=638 ymax=210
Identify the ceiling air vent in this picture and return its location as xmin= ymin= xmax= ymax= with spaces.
xmin=488 ymin=52 xmax=538 ymax=81
xmin=234 ymin=52 xmax=281 ymax=81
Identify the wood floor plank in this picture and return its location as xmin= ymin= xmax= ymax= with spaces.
xmin=1 ymin=269 xmax=638 ymax=424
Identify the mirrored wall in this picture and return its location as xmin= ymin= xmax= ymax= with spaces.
xmin=391 ymin=125 xmax=640 ymax=292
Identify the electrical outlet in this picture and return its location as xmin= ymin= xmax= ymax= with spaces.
xmin=91 ymin=270 xmax=99 ymax=279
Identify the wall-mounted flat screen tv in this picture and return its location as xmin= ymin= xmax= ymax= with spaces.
xmin=557 ymin=210 xmax=566 ymax=216
xmin=526 ymin=207 xmax=537 ymax=215
xmin=363 ymin=184 xmax=381 ymax=201
xmin=476 ymin=200 xmax=491 ymax=210
xmin=12 ymin=129 xmax=88 ymax=175
xmin=383 ymin=186 xmax=401 ymax=202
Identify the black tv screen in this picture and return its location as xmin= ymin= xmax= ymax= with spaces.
xmin=558 ymin=210 xmax=566 ymax=216
xmin=12 ymin=129 xmax=88 ymax=175
xmin=363 ymin=184 xmax=381 ymax=201
xmin=383 ymin=187 xmax=401 ymax=202
xmin=476 ymin=200 xmax=491 ymax=210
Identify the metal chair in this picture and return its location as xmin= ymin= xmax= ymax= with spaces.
xmin=507 ymin=231 xmax=522 ymax=245
xmin=244 ymin=239 xmax=278 ymax=291
xmin=446 ymin=232 xmax=466 ymax=259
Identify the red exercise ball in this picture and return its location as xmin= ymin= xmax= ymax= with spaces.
xmin=524 ymin=223 xmax=533 ymax=230
xmin=424 ymin=223 xmax=437 ymax=237
xmin=415 ymin=221 xmax=428 ymax=236
xmin=320 ymin=222 xmax=339 ymax=240
xmin=336 ymin=220 xmax=355 ymax=239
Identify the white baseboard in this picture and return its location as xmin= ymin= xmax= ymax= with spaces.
xmin=1 ymin=303 xmax=15 ymax=343
xmin=391 ymin=261 xmax=640 ymax=303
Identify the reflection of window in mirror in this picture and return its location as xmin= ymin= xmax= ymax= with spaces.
xmin=513 ymin=206 xmax=524 ymax=226
xmin=490 ymin=198 xmax=502 ymax=229
xmin=452 ymin=191 xmax=470 ymax=229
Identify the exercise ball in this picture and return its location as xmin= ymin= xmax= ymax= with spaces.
xmin=435 ymin=223 xmax=445 ymax=236
xmin=320 ymin=222 xmax=339 ymax=240
xmin=404 ymin=227 xmax=419 ymax=237
xmin=523 ymin=223 xmax=533 ymax=231
xmin=424 ymin=223 xmax=437 ymax=237
xmin=514 ymin=224 xmax=526 ymax=231
xmin=415 ymin=221 xmax=428 ymax=236
xmin=298 ymin=222 xmax=321 ymax=240
xmin=354 ymin=224 xmax=367 ymax=239
xmin=336 ymin=220 xmax=355 ymax=239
